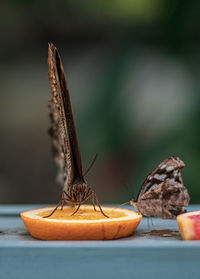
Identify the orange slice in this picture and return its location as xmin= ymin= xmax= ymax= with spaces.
xmin=177 ymin=211 xmax=200 ymax=240
xmin=21 ymin=205 xmax=142 ymax=240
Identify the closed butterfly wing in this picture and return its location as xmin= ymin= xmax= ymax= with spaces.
xmin=131 ymin=156 xmax=190 ymax=219
xmin=48 ymin=43 xmax=85 ymax=189
xmin=45 ymin=43 xmax=108 ymax=218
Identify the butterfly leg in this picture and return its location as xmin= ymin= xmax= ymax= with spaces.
xmin=71 ymin=193 xmax=82 ymax=216
xmin=43 ymin=190 xmax=72 ymax=218
xmin=60 ymin=190 xmax=73 ymax=210
xmin=63 ymin=190 xmax=73 ymax=201
xmin=147 ymin=217 xmax=150 ymax=230
xmin=90 ymin=189 xmax=97 ymax=211
xmin=150 ymin=217 xmax=155 ymax=230
xmin=43 ymin=199 xmax=62 ymax=218
xmin=92 ymin=191 xmax=109 ymax=218
xmin=60 ymin=192 xmax=65 ymax=210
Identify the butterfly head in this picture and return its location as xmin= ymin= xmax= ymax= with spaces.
xmin=75 ymin=182 xmax=88 ymax=194
xmin=66 ymin=181 xmax=89 ymax=205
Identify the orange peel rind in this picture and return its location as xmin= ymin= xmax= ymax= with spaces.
xmin=21 ymin=205 xmax=142 ymax=240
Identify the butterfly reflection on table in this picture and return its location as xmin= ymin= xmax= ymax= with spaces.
xmin=130 ymin=156 xmax=190 ymax=219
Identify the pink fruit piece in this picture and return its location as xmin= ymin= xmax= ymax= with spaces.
xmin=189 ymin=215 xmax=200 ymax=238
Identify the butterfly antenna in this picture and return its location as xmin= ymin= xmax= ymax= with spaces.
xmin=83 ymin=154 xmax=98 ymax=177
xmin=121 ymin=183 xmax=135 ymax=205
xmin=120 ymin=201 xmax=130 ymax=206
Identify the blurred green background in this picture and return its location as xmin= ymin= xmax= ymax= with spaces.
xmin=0 ymin=0 xmax=200 ymax=204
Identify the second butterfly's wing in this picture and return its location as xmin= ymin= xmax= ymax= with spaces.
xmin=135 ymin=180 xmax=189 ymax=219
xmin=48 ymin=43 xmax=85 ymax=189
xmin=136 ymin=156 xmax=185 ymax=201
xmin=133 ymin=156 xmax=190 ymax=219
xmin=161 ymin=180 xmax=190 ymax=218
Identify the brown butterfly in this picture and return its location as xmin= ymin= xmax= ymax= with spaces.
xmin=44 ymin=43 xmax=108 ymax=218
xmin=130 ymin=156 xmax=190 ymax=219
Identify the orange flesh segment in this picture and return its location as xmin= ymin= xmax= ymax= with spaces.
xmin=38 ymin=208 xmax=126 ymax=220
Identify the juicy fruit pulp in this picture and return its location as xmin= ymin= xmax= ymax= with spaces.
xmin=37 ymin=207 xmax=126 ymax=220
xmin=177 ymin=211 xmax=200 ymax=240
xmin=189 ymin=215 xmax=200 ymax=238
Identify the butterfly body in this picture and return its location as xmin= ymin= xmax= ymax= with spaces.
xmin=131 ymin=156 xmax=190 ymax=219
xmin=64 ymin=182 xmax=90 ymax=205
xmin=45 ymin=43 xmax=107 ymax=218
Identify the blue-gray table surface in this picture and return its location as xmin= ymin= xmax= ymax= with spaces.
xmin=0 ymin=204 xmax=199 ymax=279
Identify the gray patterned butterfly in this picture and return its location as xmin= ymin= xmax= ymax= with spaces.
xmin=130 ymin=156 xmax=190 ymax=219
